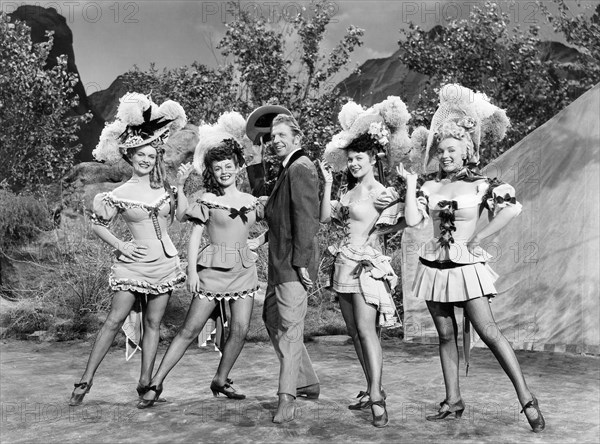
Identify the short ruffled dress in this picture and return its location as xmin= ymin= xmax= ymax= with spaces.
xmin=90 ymin=187 xmax=186 ymax=295
xmin=184 ymin=196 xmax=262 ymax=301
xmin=91 ymin=187 xmax=186 ymax=360
xmin=328 ymin=187 xmax=403 ymax=328
xmin=412 ymin=178 xmax=522 ymax=303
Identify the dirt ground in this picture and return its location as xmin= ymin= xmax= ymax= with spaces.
xmin=1 ymin=338 xmax=598 ymax=444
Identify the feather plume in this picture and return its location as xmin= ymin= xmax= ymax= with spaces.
xmin=93 ymin=120 xmax=127 ymax=163
xmin=338 ymin=101 xmax=364 ymax=131
xmin=116 ymin=92 xmax=151 ymax=125
xmin=373 ymin=96 xmax=411 ymax=131
xmin=217 ymin=111 xmax=247 ymax=142
xmin=158 ymin=100 xmax=187 ymax=132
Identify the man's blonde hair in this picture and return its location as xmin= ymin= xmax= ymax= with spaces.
xmin=271 ymin=114 xmax=304 ymax=138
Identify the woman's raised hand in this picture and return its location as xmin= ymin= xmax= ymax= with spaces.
xmin=396 ymin=163 xmax=418 ymax=183
xmin=177 ymin=162 xmax=194 ymax=186
xmin=318 ymin=159 xmax=333 ymax=184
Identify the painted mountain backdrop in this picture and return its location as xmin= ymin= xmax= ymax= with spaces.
xmin=10 ymin=5 xmax=584 ymax=162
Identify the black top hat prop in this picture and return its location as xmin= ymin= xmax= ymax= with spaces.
xmin=245 ymin=105 xmax=292 ymax=145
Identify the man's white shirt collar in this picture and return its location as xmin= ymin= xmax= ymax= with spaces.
xmin=281 ymin=148 xmax=301 ymax=168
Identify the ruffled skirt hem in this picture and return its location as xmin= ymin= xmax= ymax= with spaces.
xmin=329 ymin=245 xmax=401 ymax=328
xmin=412 ymin=260 xmax=498 ymax=303
xmin=109 ymin=272 xmax=186 ymax=295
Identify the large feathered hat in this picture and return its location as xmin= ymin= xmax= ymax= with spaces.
xmin=422 ymin=84 xmax=510 ymax=171
xmin=323 ymin=96 xmax=412 ymax=172
xmin=92 ymin=92 xmax=187 ymax=163
xmin=193 ymin=111 xmax=251 ymax=174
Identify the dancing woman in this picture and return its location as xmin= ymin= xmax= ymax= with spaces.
xmin=319 ymin=98 xmax=408 ymax=427
xmin=398 ymin=84 xmax=545 ymax=432
xmin=69 ymin=93 xmax=187 ymax=405
xmin=138 ymin=112 xmax=264 ymax=408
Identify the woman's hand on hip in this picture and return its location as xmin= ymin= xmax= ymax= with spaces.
xmin=118 ymin=241 xmax=148 ymax=261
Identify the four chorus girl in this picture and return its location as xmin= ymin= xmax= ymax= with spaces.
xmin=69 ymin=87 xmax=545 ymax=433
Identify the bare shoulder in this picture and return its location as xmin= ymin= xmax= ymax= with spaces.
xmin=201 ymin=191 xmax=218 ymax=201
xmin=110 ymin=182 xmax=134 ymax=198
xmin=240 ymin=192 xmax=259 ymax=205
xmin=370 ymin=182 xmax=387 ymax=196
xmin=421 ymin=180 xmax=439 ymax=194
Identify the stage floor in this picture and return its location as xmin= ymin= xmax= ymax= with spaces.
xmin=1 ymin=338 xmax=598 ymax=443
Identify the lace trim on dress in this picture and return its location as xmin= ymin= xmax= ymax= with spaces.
xmin=199 ymin=198 xmax=260 ymax=224
xmin=89 ymin=212 xmax=111 ymax=227
xmin=193 ymin=284 xmax=260 ymax=301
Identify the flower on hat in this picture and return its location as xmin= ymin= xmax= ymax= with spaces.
xmin=368 ymin=121 xmax=390 ymax=147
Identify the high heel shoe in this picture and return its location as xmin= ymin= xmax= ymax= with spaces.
xmin=426 ymin=399 xmax=465 ymax=421
xmin=349 ymin=391 xmax=371 ymax=410
xmin=137 ymin=383 xmax=166 ymax=402
xmin=348 ymin=388 xmax=387 ymax=410
xmin=370 ymin=399 xmax=389 ymax=428
xmin=137 ymin=384 xmax=163 ymax=409
xmin=521 ymin=395 xmax=545 ymax=433
xmin=210 ymin=379 xmax=245 ymax=399
xmin=136 ymin=383 xmax=148 ymax=397
xmin=69 ymin=381 xmax=93 ymax=406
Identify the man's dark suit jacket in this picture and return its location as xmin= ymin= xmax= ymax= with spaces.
xmin=264 ymin=149 xmax=320 ymax=285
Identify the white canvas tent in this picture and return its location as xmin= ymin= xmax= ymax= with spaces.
xmin=402 ymin=84 xmax=600 ymax=354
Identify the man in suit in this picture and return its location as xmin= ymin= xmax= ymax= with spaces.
xmin=262 ymin=113 xmax=320 ymax=423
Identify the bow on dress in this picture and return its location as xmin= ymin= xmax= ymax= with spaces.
xmin=229 ymin=207 xmax=249 ymax=223
xmin=437 ymin=200 xmax=458 ymax=249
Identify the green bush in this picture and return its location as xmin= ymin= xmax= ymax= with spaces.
xmin=0 ymin=188 xmax=53 ymax=251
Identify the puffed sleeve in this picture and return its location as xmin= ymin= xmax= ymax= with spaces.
xmin=374 ymin=187 xmax=404 ymax=226
xmin=483 ymin=179 xmax=523 ymax=217
xmin=184 ymin=200 xmax=210 ymax=225
xmin=90 ymin=193 xmax=118 ymax=227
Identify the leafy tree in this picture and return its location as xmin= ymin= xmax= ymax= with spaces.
xmin=0 ymin=13 xmax=89 ymax=191
xmin=122 ymin=62 xmax=241 ymax=125
xmin=116 ymin=1 xmax=365 ymax=193
xmin=539 ymin=0 xmax=600 ymax=91
xmin=218 ymin=0 xmax=364 ymax=159
xmin=397 ymin=0 xmax=599 ymax=165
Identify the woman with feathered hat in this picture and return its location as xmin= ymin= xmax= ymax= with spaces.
xmin=398 ymin=84 xmax=545 ymax=432
xmin=69 ymin=93 xmax=188 ymax=406
xmin=319 ymin=96 xmax=408 ymax=427
xmin=138 ymin=111 xmax=265 ymax=408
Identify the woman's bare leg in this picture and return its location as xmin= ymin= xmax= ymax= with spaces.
xmin=74 ymin=291 xmax=137 ymax=393
xmin=426 ymin=300 xmax=461 ymax=404
xmin=212 ymin=297 xmax=254 ymax=386
xmin=139 ymin=292 xmax=171 ymax=386
xmin=141 ymin=296 xmax=217 ymax=400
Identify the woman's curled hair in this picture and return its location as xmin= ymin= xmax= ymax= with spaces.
xmin=344 ymin=133 xmax=378 ymax=189
xmin=202 ymin=139 xmax=245 ymax=196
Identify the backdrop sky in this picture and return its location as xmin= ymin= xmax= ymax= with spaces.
xmin=5 ymin=0 xmax=594 ymax=95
